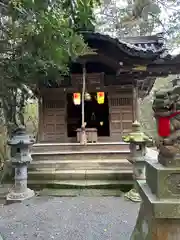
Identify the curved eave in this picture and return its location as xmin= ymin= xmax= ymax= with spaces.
xmin=153 ymin=49 xmax=180 ymax=66
xmin=162 ymin=54 xmax=180 ymax=65
xmin=80 ymin=31 xmax=166 ymax=61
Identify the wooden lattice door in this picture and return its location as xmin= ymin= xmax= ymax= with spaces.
xmin=109 ymin=93 xmax=133 ymax=141
xmin=43 ymin=97 xmax=66 ymax=142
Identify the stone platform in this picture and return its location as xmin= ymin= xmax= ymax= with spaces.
xmin=29 ymin=142 xmax=134 ymax=188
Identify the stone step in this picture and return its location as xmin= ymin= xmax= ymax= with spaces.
xmin=32 ymin=142 xmax=129 ymax=153
xmin=29 ymin=159 xmax=132 ymax=170
xmin=31 ymin=150 xmax=130 ymax=161
xmin=28 ymin=169 xmax=133 ymax=181
xmin=28 ymin=179 xmax=133 ymax=189
xmin=38 ymin=188 xmax=123 ymax=197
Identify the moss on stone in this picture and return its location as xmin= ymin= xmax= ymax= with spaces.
xmin=123 ymin=121 xmax=152 ymax=144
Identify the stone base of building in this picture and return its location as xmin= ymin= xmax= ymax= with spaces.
xmin=6 ymin=188 xmax=35 ymax=204
xmin=131 ymin=180 xmax=180 ymax=239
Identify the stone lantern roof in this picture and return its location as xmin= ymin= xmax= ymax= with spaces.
xmin=7 ymin=127 xmax=35 ymax=146
xmin=122 ymin=121 xmax=152 ymax=144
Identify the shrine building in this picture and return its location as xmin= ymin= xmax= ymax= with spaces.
xmin=29 ymin=31 xmax=180 ymax=188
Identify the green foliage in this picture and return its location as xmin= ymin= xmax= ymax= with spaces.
xmin=2 ymin=0 xmax=100 ymax=83
xmin=0 ymin=125 xmax=9 ymax=167
xmin=140 ymin=76 xmax=173 ymax=138
xmin=24 ymin=102 xmax=38 ymax=137
xmin=0 ymin=0 xmax=100 ymax=135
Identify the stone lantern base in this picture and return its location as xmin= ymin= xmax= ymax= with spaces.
xmin=6 ymin=188 xmax=35 ymax=203
xmin=6 ymin=164 xmax=35 ymax=204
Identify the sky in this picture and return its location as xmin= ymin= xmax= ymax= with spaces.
xmin=96 ymin=0 xmax=180 ymax=54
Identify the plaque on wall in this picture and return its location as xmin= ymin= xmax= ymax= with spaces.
xmin=41 ymin=76 xmax=71 ymax=88
xmin=71 ymin=73 xmax=104 ymax=89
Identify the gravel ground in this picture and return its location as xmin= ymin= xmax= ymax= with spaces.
xmin=0 ymin=196 xmax=140 ymax=240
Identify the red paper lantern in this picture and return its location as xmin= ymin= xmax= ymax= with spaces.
xmin=73 ymin=93 xmax=81 ymax=105
xmin=97 ymin=92 xmax=104 ymax=104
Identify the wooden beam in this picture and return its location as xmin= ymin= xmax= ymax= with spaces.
xmin=74 ymin=53 xmax=120 ymax=71
xmin=121 ymin=64 xmax=180 ymax=75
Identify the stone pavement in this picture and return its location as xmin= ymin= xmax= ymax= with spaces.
xmin=0 ymin=196 xmax=140 ymax=240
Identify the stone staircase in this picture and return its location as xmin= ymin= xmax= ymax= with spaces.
xmin=28 ymin=142 xmax=133 ymax=188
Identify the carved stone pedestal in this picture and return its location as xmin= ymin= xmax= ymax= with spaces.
xmin=131 ymin=84 xmax=180 ymax=239
xmin=131 ymin=175 xmax=180 ymax=240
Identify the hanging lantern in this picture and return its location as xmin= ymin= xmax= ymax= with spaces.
xmin=85 ymin=92 xmax=91 ymax=101
xmin=73 ymin=93 xmax=81 ymax=105
xmin=97 ymin=92 xmax=105 ymax=104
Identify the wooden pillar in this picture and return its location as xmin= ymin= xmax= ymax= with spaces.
xmin=136 ymin=96 xmax=140 ymax=122
xmin=37 ymin=96 xmax=43 ymax=142
xmin=133 ymin=83 xmax=140 ymax=122
xmin=80 ymin=62 xmax=87 ymax=145
xmin=81 ymin=63 xmax=86 ymax=129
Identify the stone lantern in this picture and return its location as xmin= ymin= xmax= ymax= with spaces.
xmin=6 ymin=127 xmax=35 ymax=203
xmin=123 ymin=121 xmax=152 ymax=202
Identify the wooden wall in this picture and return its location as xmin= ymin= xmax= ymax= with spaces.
xmin=38 ymin=87 xmax=133 ymax=143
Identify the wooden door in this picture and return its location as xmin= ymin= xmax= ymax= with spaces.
xmin=43 ymin=95 xmax=66 ymax=142
xmin=109 ymin=92 xmax=133 ymax=141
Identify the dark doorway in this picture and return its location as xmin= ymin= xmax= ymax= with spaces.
xmin=67 ymin=93 xmax=110 ymax=137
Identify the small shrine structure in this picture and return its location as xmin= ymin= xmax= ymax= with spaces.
xmin=36 ymin=32 xmax=175 ymax=143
